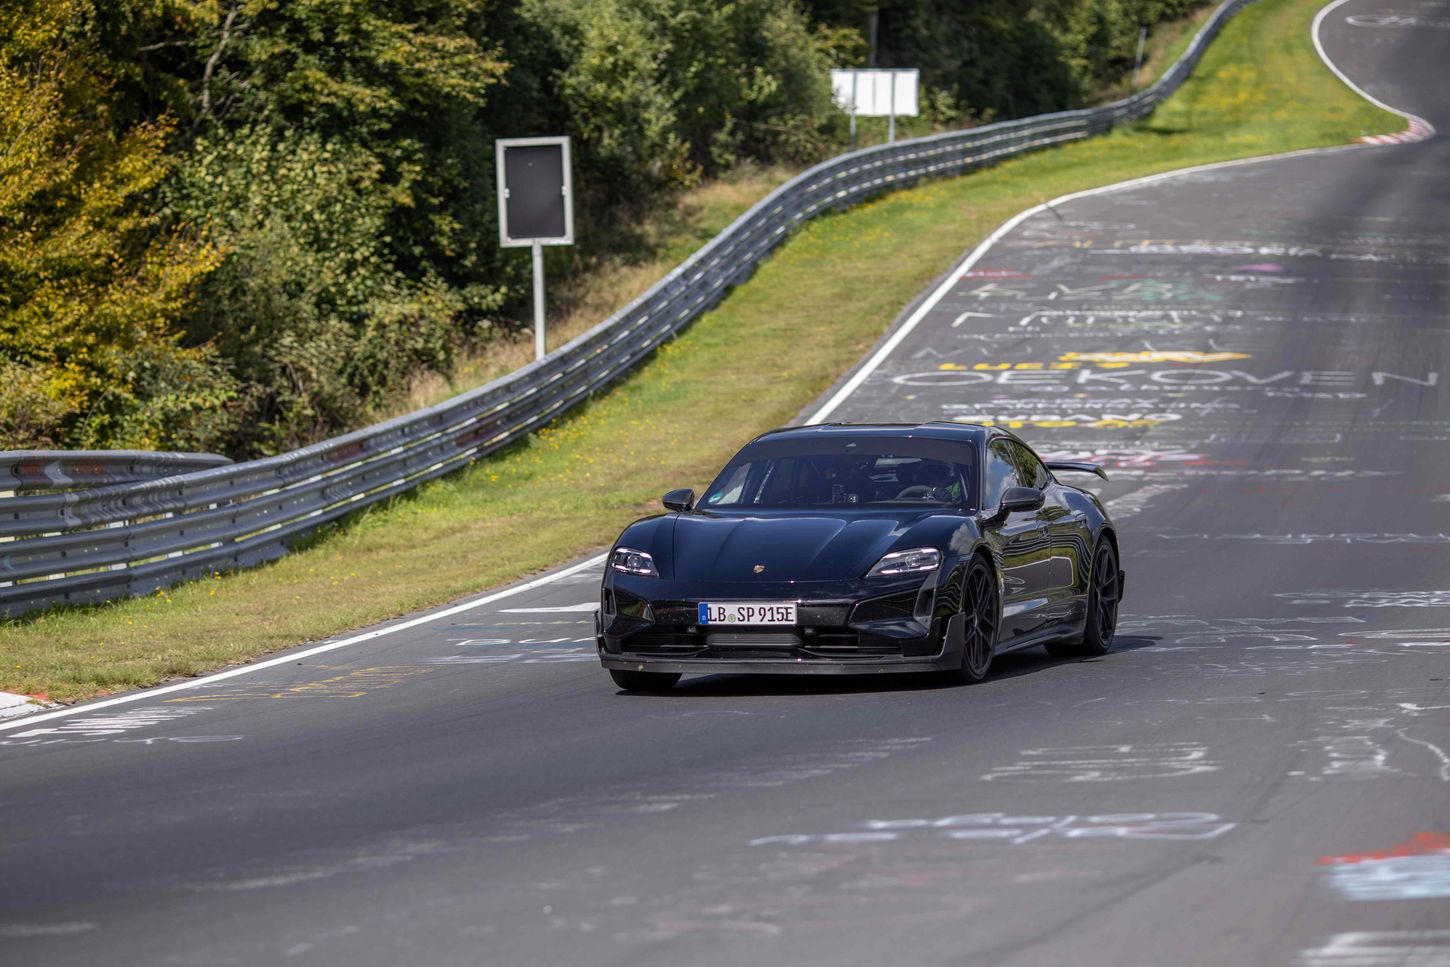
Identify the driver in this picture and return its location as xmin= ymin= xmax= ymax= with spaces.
xmin=895 ymin=460 xmax=954 ymax=500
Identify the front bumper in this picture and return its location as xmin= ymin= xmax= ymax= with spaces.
xmin=599 ymin=652 xmax=959 ymax=675
xmin=597 ymin=574 xmax=963 ymax=675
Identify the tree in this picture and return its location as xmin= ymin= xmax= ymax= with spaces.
xmin=0 ymin=0 xmax=233 ymax=451
xmin=132 ymin=0 xmax=512 ymax=454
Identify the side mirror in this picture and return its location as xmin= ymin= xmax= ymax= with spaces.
xmin=999 ymin=486 xmax=1045 ymax=515
xmin=662 ymin=488 xmax=695 ymax=513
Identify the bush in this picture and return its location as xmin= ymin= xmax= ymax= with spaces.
xmin=0 ymin=0 xmax=233 ymax=453
xmin=164 ymin=126 xmax=470 ymax=455
xmin=520 ymin=0 xmax=841 ymax=208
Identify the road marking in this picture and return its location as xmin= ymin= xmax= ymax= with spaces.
xmin=806 ymin=0 xmax=1432 ymax=425
xmin=4 ymin=705 xmax=207 ymax=738
xmin=498 ymin=603 xmax=598 ymax=613
xmin=163 ymin=665 xmax=437 ymax=702
xmin=1397 ymin=729 xmax=1450 ymax=782
xmin=1297 ymin=931 xmax=1450 ymax=967
xmin=749 ymin=811 xmax=1236 ymax=847
xmin=981 ymin=743 xmax=1220 ymax=782
xmin=0 ymin=553 xmax=607 ymax=732
xmin=1312 ymin=0 xmax=1437 ymax=143
xmin=804 ymin=143 xmax=1374 ymax=424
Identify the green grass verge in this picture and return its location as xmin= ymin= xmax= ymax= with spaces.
xmin=0 ymin=0 xmax=1396 ymax=704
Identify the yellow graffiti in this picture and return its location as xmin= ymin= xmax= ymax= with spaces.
xmin=964 ymin=418 xmax=1169 ymax=430
xmin=936 ymin=349 xmax=1250 ymax=372
xmin=1059 ymin=350 xmax=1250 ymax=364
xmin=937 ymin=362 xmax=1084 ymax=371
xmin=165 ymin=665 xmax=436 ymax=702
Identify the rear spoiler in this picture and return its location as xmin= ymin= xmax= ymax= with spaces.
xmin=1045 ymin=461 xmax=1109 ymax=481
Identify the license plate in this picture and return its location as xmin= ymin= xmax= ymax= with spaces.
xmin=697 ymin=602 xmax=797 ymax=626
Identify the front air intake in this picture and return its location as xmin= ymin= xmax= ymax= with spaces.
xmin=706 ymin=633 xmax=802 ymax=649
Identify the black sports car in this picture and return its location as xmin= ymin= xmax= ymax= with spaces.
xmin=596 ymin=422 xmax=1123 ymax=691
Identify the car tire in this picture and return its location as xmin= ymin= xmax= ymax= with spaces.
xmin=609 ymin=669 xmax=681 ymax=692
xmin=947 ymin=557 xmax=999 ymax=684
xmin=1046 ymin=538 xmax=1120 ymax=658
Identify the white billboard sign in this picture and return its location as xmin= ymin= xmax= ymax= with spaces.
xmin=830 ymin=69 xmax=920 ymax=118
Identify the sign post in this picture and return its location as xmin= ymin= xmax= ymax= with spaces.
xmin=531 ymin=241 xmax=546 ymax=359
xmin=1133 ymin=26 xmax=1148 ymax=92
xmin=830 ymin=69 xmax=919 ymax=147
xmin=496 ymin=137 xmax=574 ymax=360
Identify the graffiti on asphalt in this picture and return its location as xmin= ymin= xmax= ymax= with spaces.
xmin=0 ymin=706 xmax=243 ymax=747
xmin=1155 ymin=533 xmax=1450 ymax=545
xmin=981 ymin=743 xmax=1219 ymax=782
xmin=1347 ymin=13 xmax=1450 ymax=29
xmin=1320 ymin=833 xmax=1450 ymax=900
xmin=748 ymin=811 xmax=1236 ymax=847
xmin=1280 ymin=591 xmax=1450 ymax=608
xmin=1297 ymin=932 xmax=1450 ymax=967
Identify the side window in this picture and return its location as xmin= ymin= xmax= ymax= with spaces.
xmin=985 ymin=441 xmax=1022 ymax=509
xmin=1010 ymin=442 xmax=1050 ymax=490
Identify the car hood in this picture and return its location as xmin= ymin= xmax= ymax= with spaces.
xmin=669 ymin=511 xmax=931 ymax=582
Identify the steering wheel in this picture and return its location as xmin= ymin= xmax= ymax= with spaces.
xmin=894 ymin=485 xmax=937 ymax=500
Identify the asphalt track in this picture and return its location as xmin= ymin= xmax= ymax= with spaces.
xmin=3 ymin=3 xmax=1448 ymax=964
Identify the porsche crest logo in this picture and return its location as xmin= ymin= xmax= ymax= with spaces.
xmin=753 ymin=564 xmax=766 ymax=574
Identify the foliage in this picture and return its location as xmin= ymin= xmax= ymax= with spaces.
xmin=0 ymin=0 xmax=232 ymax=451
xmin=163 ymin=125 xmax=471 ymax=451
xmin=135 ymin=0 xmax=510 ymax=454
xmin=517 ymin=0 xmax=840 ymax=209
xmin=808 ymin=0 xmax=1212 ymax=117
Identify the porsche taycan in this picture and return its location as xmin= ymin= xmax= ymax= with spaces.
xmin=596 ymin=422 xmax=1123 ymax=691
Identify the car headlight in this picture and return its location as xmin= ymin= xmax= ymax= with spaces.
xmin=866 ymin=547 xmax=941 ymax=578
xmin=611 ymin=547 xmax=658 ymax=577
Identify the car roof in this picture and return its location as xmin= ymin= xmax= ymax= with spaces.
xmin=752 ymin=421 xmax=999 ymax=446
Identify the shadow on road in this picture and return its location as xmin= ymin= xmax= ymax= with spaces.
xmin=621 ymin=635 xmax=1160 ymax=697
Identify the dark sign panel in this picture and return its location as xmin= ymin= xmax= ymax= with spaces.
xmin=496 ymin=137 xmax=573 ymax=246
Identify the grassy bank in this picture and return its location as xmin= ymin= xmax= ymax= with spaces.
xmin=390 ymin=166 xmax=795 ymax=418
xmin=0 ymin=0 xmax=1396 ymax=704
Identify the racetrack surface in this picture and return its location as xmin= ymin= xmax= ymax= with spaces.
xmin=3 ymin=3 xmax=1448 ymax=964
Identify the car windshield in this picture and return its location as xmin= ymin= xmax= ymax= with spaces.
xmin=702 ymin=438 xmax=976 ymax=509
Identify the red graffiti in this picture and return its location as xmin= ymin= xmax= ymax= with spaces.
xmin=1318 ymin=832 xmax=1450 ymax=865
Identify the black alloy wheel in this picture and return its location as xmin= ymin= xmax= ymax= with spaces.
xmin=1047 ymin=538 xmax=1119 ymax=657
xmin=609 ymin=669 xmax=681 ymax=693
xmin=951 ymin=557 xmax=999 ymax=684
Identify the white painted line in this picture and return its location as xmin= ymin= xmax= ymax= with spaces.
xmin=807 ymin=0 xmax=1415 ymax=425
xmin=498 ymin=603 xmax=599 ymax=613
xmin=1312 ymin=0 xmax=1436 ymax=142
xmin=0 ymin=553 xmax=608 ymax=732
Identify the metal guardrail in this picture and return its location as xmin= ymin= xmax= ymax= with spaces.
xmin=1 ymin=451 xmax=233 ymax=495
xmin=0 ymin=0 xmax=1254 ymax=617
